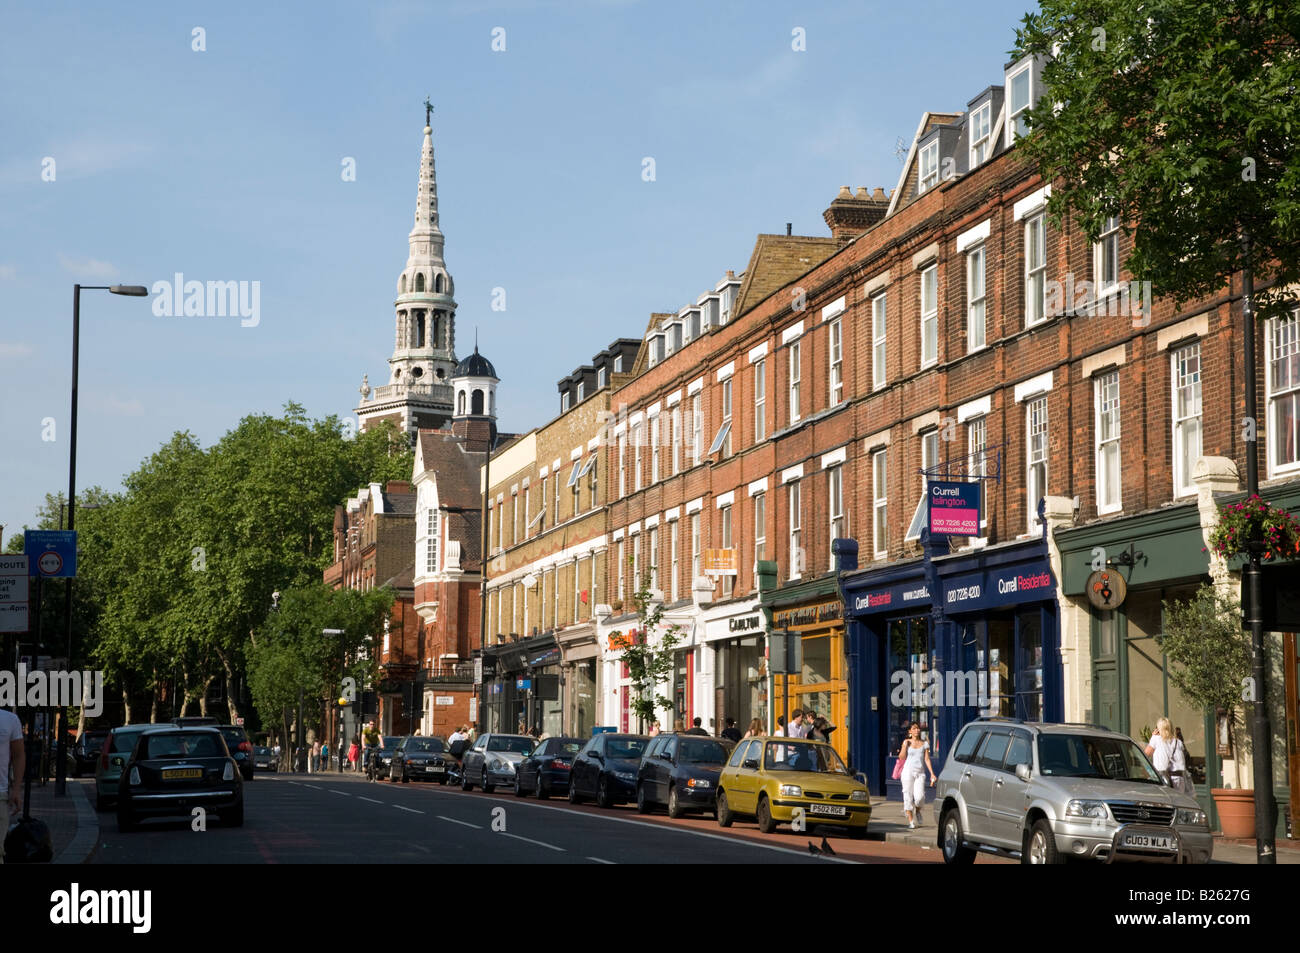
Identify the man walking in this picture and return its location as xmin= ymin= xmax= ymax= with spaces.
xmin=1 ymin=708 xmax=25 ymax=865
xmin=685 ymin=717 xmax=709 ymax=736
xmin=720 ymin=718 xmax=742 ymax=743
xmin=788 ymin=709 xmax=808 ymax=738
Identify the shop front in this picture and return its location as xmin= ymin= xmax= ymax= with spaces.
xmin=701 ymin=600 xmax=766 ymax=736
xmin=558 ymin=623 xmax=600 ymax=739
xmin=842 ymin=536 xmax=1062 ymax=797
xmin=481 ymin=634 xmax=559 ymax=735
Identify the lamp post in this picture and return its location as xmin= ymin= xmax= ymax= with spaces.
xmin=56 ymin=283 xmax=147 ymax=797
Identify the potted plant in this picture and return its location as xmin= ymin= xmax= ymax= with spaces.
xmin=1207 ymin=494 xmax=1300 ymax=562
xmin=1157 ymin=584 xmax=1254 ymax=836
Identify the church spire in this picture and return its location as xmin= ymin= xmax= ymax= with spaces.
xmin=412 ymin=103 xmax=445 ymax=257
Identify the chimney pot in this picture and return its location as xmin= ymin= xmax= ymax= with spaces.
xmin=786 ymin=222 xmax=792 ymax=236
xmin=837 ymin=185 xmax=853 ymax=200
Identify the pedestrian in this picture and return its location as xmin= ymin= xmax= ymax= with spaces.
xmin=347 ymin=738 xmax=360 ymax=772
xmin=897 ymin=721 xmax=936 ymax=829
xmin=773 ymin=715 xmax=786 ymax=737
xmin=672 ymin=718 xmax=686 ymax=732
xmin=720 ymin=717 xmax=742 ymax=743
xmin=448 ymin=724 xmax=467 ymax=745
xmin=741 ymin=718 xmax=764 ymax=740
xmin=321 ymin=741 xmax=329 ymax=772
xmin=648 ymin=721 xmax=661 ymax=737
xmin=1144 ymin=717 xmax=1192 ymax=794
xmin=785 ymin=709 xmax=807 ymax=738
xmin=1 ymin=706 xmax=25 ymax=866
xmin=311 ymin=739 xmax=321 ymax=773
xmin=685 ymin=717 xmax=709 ymax=736
xmin=808 ymin=716 xmax=835 ymax=743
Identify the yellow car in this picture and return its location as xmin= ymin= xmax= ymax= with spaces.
xmin=716 ymin=737 xmax=871 ymax=838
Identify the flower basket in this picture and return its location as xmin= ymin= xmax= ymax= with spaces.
xmin=1207 ymin=495 xmax=1300 ymax=562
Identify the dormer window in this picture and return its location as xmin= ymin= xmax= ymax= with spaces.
xmin=687 ymin=310 xmax=701 ymax=341
xmin=649 ymin=335 xmax=665 ymax=367
xmin=969 ymin=101 xmax=992 ymax=166
xmin=577 ymin=381 xmax=586 ymax=402
xmin=562 ymin=391 xmax=571 ymax=412
xmin=614 ymin=355 xmax=623 ymax=373
xmin=597 ymin=366 xmax=607 ymax=389
xmin=1008 ymin=63 xmax=1032 ymax=143
xmin=919 ymin=140 xmax=940 ymax=193
xmin=669 ymin=323 xmax=683 ymax=353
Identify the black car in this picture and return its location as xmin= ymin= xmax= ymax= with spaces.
xmin=217 ymin=725 xmax=255 ymax=781
xmin=568 ymin=733 xmax=650 ymax=808
xmin=391 ymin=736 xmax=452 ymax=783
xmin=372 ymin=736 xmax=403 ymax=779
xmin=637 ymin=733 xmax=733 ymax=817
xmin=253 ymin=746 xmax=277 ymax=771
xmin=117 ymin=727 xmax=243 ymax=831
xmin=68 ymin=730 xmax=110 ymax=778
xmin=513 ymin=737 xmax=583 ymax=799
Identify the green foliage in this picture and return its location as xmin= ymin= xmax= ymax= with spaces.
xmin=1014 ymin=0 xmax=1300 ymax=315
xmin=1157 ymin=585 xmax=1251 ymax=722
xmin=619 ymin=573 xmax=683 ymax=731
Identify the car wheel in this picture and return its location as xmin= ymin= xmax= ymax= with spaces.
xmin=402 ymin=769 xmax=411 ymax=783
xmin=941 ymin=809 xmax=976 ymax=864
xmin=756 ymin=794 xmax=776 ymax=834
xmin=226 ymin=801 xmax=245 ymax=827
xmin=461 ymin=767 xmax=473 ymax=791
xmin=482 ymin=768 xmax=495 ymax=794
xmin=596 ymin=776 xmax=613 ymax=809
xmin=716 ymin=790 xmax=733 ymax=827
xmin=667 ymin=784 xmax=683 ymax=819
xmin=1024 ymin=819 xmax=1063 ymax=865
xmin=636 ymin=783 xmax=651 ymax=814
xmin=514 ymin=774 xmax=525 ymax=797
xmin=568 ymin=777 xmax=582 ymax=804
xmin=536 ymin=777 xmax=548 ymax=800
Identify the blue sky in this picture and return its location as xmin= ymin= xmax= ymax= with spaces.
xmin=0 ymin=0 xmax=1037 ymax=538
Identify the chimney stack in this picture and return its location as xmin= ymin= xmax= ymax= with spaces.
xmin=823 ymin=185 xmax=890 ymax=242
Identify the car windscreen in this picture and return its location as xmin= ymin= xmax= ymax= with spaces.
xmin=487 ymin=736 xmax=534 ymax=754
xmin=111 ymin=730 xmax=147 ymax=753
xmin=82 ymin=735 xmax=107 ymax=752
xmin=218 ymin=728 xmax=247 ymax=745
xmin=404 ymin=738 xmax=444 ymax=753
xmin=678 ymin=739 xmax=729 ymax=764
xmin=548 ymin=741 xmax=581 ymax=755
xmin=255 ymin=747 xmax=272 ymax=756
xmin=763 ymin=742 xmax=849 ymax=774
xmin=1037 ymin=734 xmax=1163 ymax=783
xmin=606 ymin=738 xmax=646 ymax=760
xmin=382 ymin=737 xmax=401 ymax=748
xmin=143 ymin=733 xmax=224 ymax=759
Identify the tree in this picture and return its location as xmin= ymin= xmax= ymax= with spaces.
xmin=1157 ymin=585 xmax=1252 ymax=787
xmin=619 ymin=575 xmax=683 ymax=732
xmin=1014 ymin=0 xmax=1300 ymax=315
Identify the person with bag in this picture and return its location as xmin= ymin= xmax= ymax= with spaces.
xmin=896 ymin=721 xmax=936 ymax=829
xmin=1145 ymin=717 xmax=1193 ymax=794
xmin=1 ymin=708 xmax=24 ymax=864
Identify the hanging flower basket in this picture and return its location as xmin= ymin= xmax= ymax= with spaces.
xmin=1207 ymin=495 xmax=1300 ymax=561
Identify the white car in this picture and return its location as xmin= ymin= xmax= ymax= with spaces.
xmin=459 ymin=734 xmax=536 ymax=793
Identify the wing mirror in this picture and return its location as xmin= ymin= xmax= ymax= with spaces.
xmin=1014 ymin=762 xmax=1032 ymax=782
xmin=743 ymin=758 xmax=759 ymax=770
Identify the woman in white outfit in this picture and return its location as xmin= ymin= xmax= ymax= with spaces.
xmin=897 ymin=722 xmax=936 ymax=829
xmin=1144 ymin=716 xmax=1191 ymax=793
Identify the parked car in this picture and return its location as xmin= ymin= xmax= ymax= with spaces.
xmin=253 ymin=746 xmax=277 ymax=772
xmin=69 ymin=729 xmax=110 ymax=778
xmin=637 ymin=733 xmax=734 ymax=817
xmin=217 ymin=725 xmax=255 ymax=781
xmin=513 ymin=737 xmax=583 ymax=799
xmin=94 ymin=725 xmax=154 ymax=812
xmin=460 ymin=734 xmax=535 ymax=792
xmin=117 ymin=727 xmax=243 ymax=832
xmin=935 ymin=718 xmax=1213 ymax=865
xmin=172 ymin=716 xmax=219 ymax=727
xmin=715 ymin=737 xmax=870 ymax=838
xmin=372 ymin=736 xmax=402 ymax=778
xmin=568 ymin=733 xmax=650 ymax=808
xmin=391 ymin=736 xmax=452 ymax=783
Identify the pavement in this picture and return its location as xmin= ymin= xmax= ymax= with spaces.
xmin=13 ymin=775 xmax=99 ymax=864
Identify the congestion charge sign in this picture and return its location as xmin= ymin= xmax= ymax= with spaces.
xmin=927 ymin=481 xmax=980 ymax=537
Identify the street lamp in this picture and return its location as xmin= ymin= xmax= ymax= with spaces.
xmin=55 ymin=283 xmax=147 ymax=797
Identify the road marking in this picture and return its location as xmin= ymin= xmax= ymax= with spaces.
xmin=437 ymin=815 xmax=481 ymax=829
xmin=587 ymin=856 xmax=615 ymax=864
xmin=395 ymin=805 xmax=423 ymax=814
xmin=500 ymin=832 xmax=564 ymax=852
xmin=303 ymin=784 xmax=322 ymax=791
xmin=358 ymin=796 xmax=383 ymax=804
xmin=411 ymin=843 xmax=431 ymax=853
xmin=329 ymin=790 xmax=350 ymax=797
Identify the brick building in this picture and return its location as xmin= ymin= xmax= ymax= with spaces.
xmin=480 ymin=340 xmax=639 ymax=735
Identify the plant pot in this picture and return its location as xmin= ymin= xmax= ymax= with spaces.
xmin=1210 ymin=788 xmax=1256 ymax=838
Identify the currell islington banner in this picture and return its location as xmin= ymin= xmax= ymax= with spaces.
xmin=927 ymin=480 xmax=981 ymax=536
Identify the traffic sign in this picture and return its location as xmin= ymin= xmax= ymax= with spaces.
xmin=25 ymin=530 xmax=78 ymax=578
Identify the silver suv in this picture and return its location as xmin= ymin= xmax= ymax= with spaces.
xmin=935 ymin=718 xmax=1212 ymax=864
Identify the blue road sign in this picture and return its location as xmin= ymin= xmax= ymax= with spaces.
xmin=24 ymin=530 xmax=77 ymax=578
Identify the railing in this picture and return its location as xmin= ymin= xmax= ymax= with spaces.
xmin=366 ymin=382 xmax=447 ymax=402
xmin=420 ymin=663 xmax=476 ymax=682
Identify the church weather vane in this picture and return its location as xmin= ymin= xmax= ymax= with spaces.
xmin=424 ymin=97 xmax=433 ymax=126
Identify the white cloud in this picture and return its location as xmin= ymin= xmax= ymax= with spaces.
xmin=0 ymin=264 xmax=15 ymax=281
xmin=58 ymin=254 xmax=118 ymax=278
xmin=0 ymin=342 xmax=34 ymax=360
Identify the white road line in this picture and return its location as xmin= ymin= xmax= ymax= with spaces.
xmin=500 ymin=832 xmax=564 ymax=852
xmin=395 ymin=804 xmax=423 ymax=814
xmin=329 ymin=790 xmax=350 ymax=797
xmin=411 ymin=844 xmax=431 ymax=853
xmin=287 ymin=781 xmax=301 ymax=786
xmin=587 ymin=856 xmax=615 ymax=864
xmin=437 ymin=815 xmax=481 ymax=829
xmin=358 ymin=796 xmax=383 ymax=804
xmin=303 ymin=784 xmax=322 ymax=791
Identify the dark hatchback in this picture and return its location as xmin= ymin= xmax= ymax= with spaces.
xmin=117 ymin=727 xmax=243 ymax=832
xmin=69 ymin=730 xmax=110 ymax=777
xmin=253 ymin=746 xmax=277 ymax=771
xmin=217 ymin=725 xmax=255 ymax=781
xmin=637 ymin=733 xmax=734 ymax=818
xmin=568 ymin=733 xmax=651 ymax=808
xmin=391 ymin=736 xmax=452 ymax=783
xmin=513 ymin=737 xmax=583 ymax=799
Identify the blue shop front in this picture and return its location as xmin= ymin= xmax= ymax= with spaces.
xmin=840 ymin=534 xmax=1062 ymax=797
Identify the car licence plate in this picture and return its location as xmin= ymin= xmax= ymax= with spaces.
xmin=1121 ymin=832 xmax=1175 ymax=850
xmin=163 ymin=768 xmax=203 ymax=780
xmin=807 ymin=804 xmax=848 ymax=817
xmin=426 ymin=766 xmax=444 ymax=772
